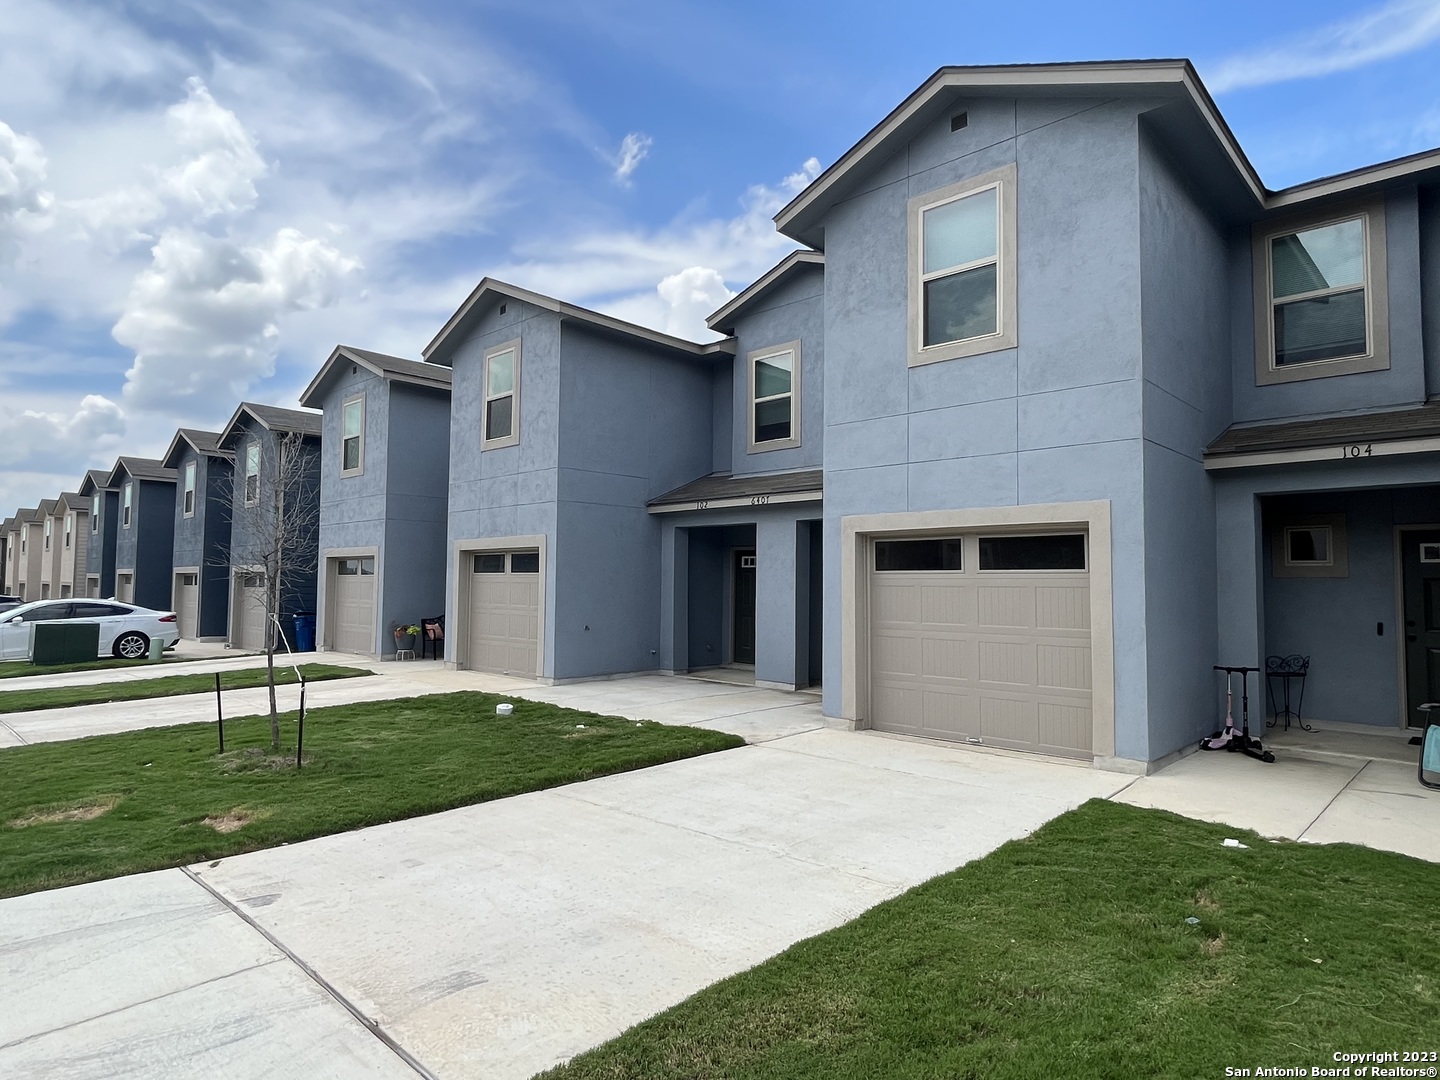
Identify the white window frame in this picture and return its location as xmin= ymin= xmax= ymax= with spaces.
xmin=340 ymin=395 xmax=365 ymax=477
xmin=91 ymin=494 xmax=100 ymax=532
xmin=122 ymin=483 xmax=133 ymax=529
xmin=908 ymin=162 xmax=1018 ymax=367
xmin=1272 ymin=514 xmax=1348 ymax=579
xmin=43 ymin=517 xmax=51 ymax=551
xmin=747 ymin=340 xmax=803 ymax=453
xmin=482 ymin=339 xmax=521 ymax=450
xmin=244 ymin=443 xmax=261 ymax=506
xmin=183 ymin=460 xmax=197 ymax=517
xmin=1252 ymin=198 xmax=1389 ymax=386
xmin=64 ymin=512 xmax=73 ymax=549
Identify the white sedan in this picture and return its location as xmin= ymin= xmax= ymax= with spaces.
xmin=0 ymin=599 xmax=181 ymax=661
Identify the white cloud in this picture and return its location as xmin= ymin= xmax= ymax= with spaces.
xmin=0 ymin=120 xmax=52 ymax=256
xmin=160 ymin=77 xmax=268 ymax=218
xmin=613 ymin=132 xmax=653 ymax=186
xmin=1208 ymin=0 xmax=1440 ymax=92
xmin=0 ymin=394 xmax=124 ymax=472
xmin=114 ymin=226 xmax=360 ymax=416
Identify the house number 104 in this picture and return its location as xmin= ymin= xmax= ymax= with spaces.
xmin=1341 ymin=444 xmax=1373 ymax=459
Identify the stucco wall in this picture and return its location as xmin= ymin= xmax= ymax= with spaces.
xmin=382 ymin=384 xmax=451 ymax=648
xmin=171 ymin=448 xmax=233 ymax=636
xmin=818 ymin=95 xmax=1153 ymax=758
xmin=134 ymin=481 xmax=176 ymax=610
xmin=727 ymin=267 xmax=825 ymax=477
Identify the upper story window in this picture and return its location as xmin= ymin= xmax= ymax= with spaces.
xmin=341 ymin=397 xmax=364 ymax=476
xmin=483 ymin=340 xmax=521 ymax=449
xmin=64 ymin=513 xmax=72 ymax=549
xmin=43 ymin=517 xmax=51 ymax=551
xmin=909 ymin=162 xmax=1018 ymax=367
xmin=91 ymin=494 xmax=99 ymax=531
xmin=244 ymin=443 xmax=261 ymax=505
xmin=1253 ymin=199 xmax=1389 ymax=386
xmin=183 ymin=461 xmax=197 ymax=517
xmin=122 ymin=483 xmax=133 ymax=528
xmin=748 ymin=342 xmax=802 ymax=453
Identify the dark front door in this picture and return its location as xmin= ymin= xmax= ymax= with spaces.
xmin=733 ymin=550 xmax=756 ymax=665
xmin=1402 ymin=530 xmax=1440 ymax=727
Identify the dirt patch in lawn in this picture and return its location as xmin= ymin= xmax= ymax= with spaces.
xmin=219 ymin=747 xmax=311 ymax=772
xmin=9 ymin=797 xmax=119 ymax=828
xmin=203 ymin=808 xmax=267 ymax=833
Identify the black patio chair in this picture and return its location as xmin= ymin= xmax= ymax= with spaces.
xmin=420 ymin=616 xmax=444 ymax=660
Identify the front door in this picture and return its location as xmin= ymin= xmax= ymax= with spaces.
xmin=1401 ymin=530 xmax=1440 ymax=727
xmin=733 ymin=550 xmax=756 ymax=665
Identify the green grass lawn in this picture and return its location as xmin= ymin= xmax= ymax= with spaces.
xmin=0 ymin=691 xmax=742 ymax=898
xmin=0 ymin=656 xmax=194 ymax=679
xmin=0 ymin=663 xmax=369 ymax=714
xmin=540 ymin=800 xmax=1440 ymax=1080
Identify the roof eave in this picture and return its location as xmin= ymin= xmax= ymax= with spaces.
xmin=706 ymin=250 xmax=824 ymax=333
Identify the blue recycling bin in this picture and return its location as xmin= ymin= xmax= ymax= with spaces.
xmin=293 ymin=612 xmax=316 ymax=653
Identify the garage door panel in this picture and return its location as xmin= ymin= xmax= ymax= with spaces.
xmin=1037 ymin=643 xmax=1091 ymax=691
xmin=332 ymin=559 xmax=376 ymax=654
xmin=1036 ymin=585 xmax=1090 ymax=630
xmin=870 ymin=532 xmax=1092 ymax=759
xmin=467 ymin=550 xmax=540 ymax=677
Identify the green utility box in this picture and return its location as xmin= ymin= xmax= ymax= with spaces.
xmin=31 ymin=622 xmax=101 ymax=666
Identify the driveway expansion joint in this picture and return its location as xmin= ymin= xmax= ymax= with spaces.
xmin=178 ymin=866 xmax=439 ymax=1080
xmin=1298 ymin=759 xmax=1370 ymax=842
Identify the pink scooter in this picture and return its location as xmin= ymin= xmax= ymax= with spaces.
xmin=1201 ymin=665 xmax=1275 ymax=763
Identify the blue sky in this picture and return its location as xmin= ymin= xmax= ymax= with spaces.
xmin=2 ymin=0 xmax=1440 ymax=514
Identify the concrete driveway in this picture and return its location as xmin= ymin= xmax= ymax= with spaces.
xmin=0 ymin=677 xmax=1130 ymax=1080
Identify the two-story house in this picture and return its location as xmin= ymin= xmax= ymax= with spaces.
xmin=299 ymin=346 xmax=452 ymax=656
xmin=423 ymin=281 xmax=732 ymax=680
xmin=51 ymin=492 xmax=89 ymax=600
xmin=77 ymin=469 xmax=120 ymax=599
xmin=159 ymin=429 xmax=234 ymax=641
xmin=1 ymin=515 xmax=17 ymax=596
xmin=107 ymin=458 xmax=177 ymax=608
xmin=17 ymin=502 xmax=54 ymax=602
xmin=216 ymin=403 xmax=323 ymax=651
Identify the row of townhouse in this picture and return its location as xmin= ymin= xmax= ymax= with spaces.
xmin=6 ymin=60 xmax=1433 ymax=771
xmin=286 ymin=59 xmax=1440 ymax=773
xmin=2 ymin=404 xmax=322 ymax=651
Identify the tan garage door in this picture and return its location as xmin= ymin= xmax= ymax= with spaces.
xmin=332 ymin=557 xmax=377 ymax=654
xmin=117 ymin=573 xmax=134 ymax=604
xmin=869 ymin=533 xmax=1093 ymax=759
xmin=235 ymin=573 xmax=269 ymax=651
xmin=467 ymin=550 xmax=540 ymax=676
xmin=176 ymin=574 xmax=199 ymax=638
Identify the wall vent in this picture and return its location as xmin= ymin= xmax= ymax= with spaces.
xmin=951 ymin=111 xmax=968 ymax=132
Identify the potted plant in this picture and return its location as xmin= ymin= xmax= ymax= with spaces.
xmin=390 ymin=622 xmax=420 ymax=651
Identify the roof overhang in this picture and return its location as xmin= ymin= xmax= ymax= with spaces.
xmin=423 ymin=278 xmax=736 ymax=367
xmin=216 ymin=402 xmax=320 ymax=448
xmin=774 ymin=59 xmax=1440 ymax=247
xmin=299 ymin=344 xmax=452 ymax=408
xmin=706 ymin=250 xmax=824 ymax=334
xmin=160 ymin=429 xmax=231 ymax=470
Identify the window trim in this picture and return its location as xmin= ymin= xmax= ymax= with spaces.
xmin=340 ymin=395 xmax=365 ymax=477
xmin=482 ymin=338 xmax=522 ymax=450
xmin=64 ymin=512 xmax=72 ymax=549
xmin=43 ymin=517 xmax=51 ymax=551
xmin=747 ymin=340 xmax=803 ymax=453
xmin=244 ymin=443 xmax=261 ymax=507
xmin=1252 ymin=197 xmax=1389 ymax=386
xmin=122 ymin=483 xmax=133 ymax=529
xmin=91 ymin=495 xmax=99 ymax=532
xmin=908 ymin=162 xmax=1018 ymax=367
xmin=183 ymin=460 xmax=197 ymax=517
xmin=1271 ymin=513 xmax=1348 ymax=578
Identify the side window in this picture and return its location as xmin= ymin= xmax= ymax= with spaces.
xmin=482 ymin=340 xmax=521 ymax=449
xmin=73 ymin=602 xmax=120 ymax=619
xmin=19 ymin=603 xmax=71 ymax=622
xmin=92 ymin=494 xmax=100 ymax=531
xmin=122 ymin=483 xmax=133 ymax=528
xmin=748 ymin=343 xmax=802 ymax=453
xmin=65 ymin=513 xmax=73 ymax=548
xmin=183 ymin=461 xmax=197 ymax=516
xmin=1253 ymin=201 xmax=1388 ymax=385
xmin=43 ymin=517 xmax=51 ymax=551
xmin=908 ymin=162 xmax=1017 ymax=367
xmin=341 ymin=397 xmax=364 ymax=475
xmin=244 ymin=443 xmax=261 ymax=505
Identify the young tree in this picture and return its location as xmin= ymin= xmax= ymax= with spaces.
xmin=213 ymin=428 xmax=320 ymax=750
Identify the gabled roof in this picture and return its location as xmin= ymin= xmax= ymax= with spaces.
xmin=422 ymin=278 xmax=737 ymax=367
xmin=1 ymin=516 xmax=15 ymax=536
xmin=1204 ymin=402 xmax=1440 ymax=469
xmin=706 ymin=250 xmax=824 ymax=334
xmin=35 ymin=498 xmax=58 ymax=518
xmin=160 ymin=428 xmax=233 ymax=470
xmin=13 ymin=507 xmax=38 ymax=524
xmin=78 ymin=469 xmax=114 ymax=497
xmin=217 ymin=402 xmax=323 ymax=448
xmin=774 ymin=59 xmax=1440 ymax=247
xmin=55 ymin=492 xmax=86 ymax=514
xmin=106 ymin=457 xmax=177 ymax=487
xmin=298 ymin=344 xmax=452 ymax=408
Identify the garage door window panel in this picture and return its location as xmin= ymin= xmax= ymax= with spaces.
xmin=978 ymin=534 xmax=1086 ymax=571
xmin=875 ymin=538 xmax=963 ymax=572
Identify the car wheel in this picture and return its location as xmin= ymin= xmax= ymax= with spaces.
xmin=113 ymin=632 xmax=149 ymax=660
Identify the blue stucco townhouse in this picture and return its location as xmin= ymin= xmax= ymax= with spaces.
xmin=77 ymin=469 xmax=120 ymax=600
xmin=159 ymin=429 xmax=235 ymax=641
xmin=300 ymin=345 xmax=452 ymax=657
xmin=105 ymin=458 xmax=177 ymax=610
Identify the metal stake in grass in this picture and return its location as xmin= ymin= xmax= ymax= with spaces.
xmin=295 ymin=681 xmax=306 ymax=769
xmin=215 ymin=672 xmax=225 ymax=753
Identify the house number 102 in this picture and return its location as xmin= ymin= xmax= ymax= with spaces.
xmin=1341 ymin=444 xmax=1373 ymax=459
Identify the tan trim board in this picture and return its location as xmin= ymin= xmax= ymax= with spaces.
xmin=648 ymin=490 xmax=823 ymax=514
xmin=840 ymin=500 xmax=1115 ymax=763
xmin=1204 ymin=437 xmax=1440 ymax=470
xmin=707 ymin=250 xmax=824 ymax=332
xmin=747 ymin=340 xmax=803 ymax=453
